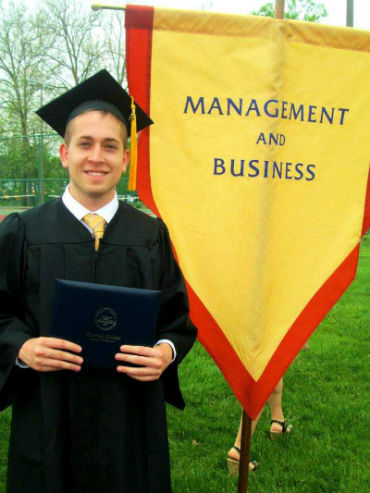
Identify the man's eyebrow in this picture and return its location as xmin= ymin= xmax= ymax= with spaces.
xmin=103 ymin=138 xmax=120 ymax=143
xmin=76 ymin=136 xmax=120 ymax=143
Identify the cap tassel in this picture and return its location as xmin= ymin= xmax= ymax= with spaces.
xmin=128 ymin=97 xmax=137 ymax=191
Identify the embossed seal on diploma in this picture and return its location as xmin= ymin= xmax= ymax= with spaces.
xmin=95 ymin=308 xmax=118 ymax=331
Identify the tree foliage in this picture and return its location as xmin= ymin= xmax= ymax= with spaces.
xmin=251 ymin=0 xmax=328 ymax=22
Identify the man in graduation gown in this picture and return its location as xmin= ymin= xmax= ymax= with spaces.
xmin=0 ymin=70 xmax=197 ymax=493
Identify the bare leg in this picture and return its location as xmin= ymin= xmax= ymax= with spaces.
xmin=228 ymin=407 xmax=264 ymax=469
xmin=268 ymin=377 xmax=292 ymax=436
xmin=268 ymin=377 xmax=285 ymax=432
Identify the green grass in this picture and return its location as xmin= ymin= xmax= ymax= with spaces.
xmin=0 ymin=236 xmax=369 ymax=493
xmin=0 ymin=407 xmax=9 ymax=492
xmin=0 ymin=206 xmax=31 ymax=216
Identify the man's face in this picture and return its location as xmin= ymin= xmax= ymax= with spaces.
xmin=59 ymin=111 xmax=129 ymax=209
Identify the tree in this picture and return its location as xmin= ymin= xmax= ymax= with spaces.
xmin=100 ymin=11 xmax=127 ymax=87
xmin=39 ymin=0 xmax=104 ymax=87
xmin=251 ymin=0 xmax=328 ymax=22
xmin=0 ymin=0 xmax=53 ymax=140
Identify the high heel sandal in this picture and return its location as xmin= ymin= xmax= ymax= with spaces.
xmin=227 ymin=445 xmax=259 ymax=475
xmin=269 ymin=419 xmax=293 ymax=441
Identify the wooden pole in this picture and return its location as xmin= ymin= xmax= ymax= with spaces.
xmin=346 ymin=0 xmax=354 ymax=27
xmin=274 ymin=0 xmax=285 ymax=19
xmin=237 ymin=411 xmax=253 ymax=493
xmin=238 ymin=5 xmax=286 ymax=490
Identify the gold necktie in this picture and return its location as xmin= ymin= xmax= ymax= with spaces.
xmin=82 ymin=213 xmax=106 ymax=251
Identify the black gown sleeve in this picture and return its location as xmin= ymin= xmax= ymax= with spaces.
xmin=0 ymin=214 xmax=32 ymax=410
xmin=156 ymin=219 xmax=197 ymax=408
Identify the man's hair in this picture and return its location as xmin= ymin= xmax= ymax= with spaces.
xmin=64 ymin=110 xmax=128 ymax=148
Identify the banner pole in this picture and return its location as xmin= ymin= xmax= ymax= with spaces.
xmin=346 ymin=0 xmax=354 ymax=27
xmin=238 ymin=3 xmax=285 ymax=491
xmin=274 ymin=0 xmax=285 ymax=19
xmin=238 ymin=5 xmax=286 ymax=493
xmin=238 ymin=5 xmax=285 ymax=492
xmin=237 ymin=411 xmax=252 ymax=493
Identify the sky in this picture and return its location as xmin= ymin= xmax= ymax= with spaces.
xmin=88 ymin=0 xmax=370 ymax=30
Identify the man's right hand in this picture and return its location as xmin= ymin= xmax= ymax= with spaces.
xmin=18 ymin=337 xmax=83 ymax=372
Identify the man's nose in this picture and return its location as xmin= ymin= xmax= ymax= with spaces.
xmin=88 ymin=145 xmax=104 ymax=162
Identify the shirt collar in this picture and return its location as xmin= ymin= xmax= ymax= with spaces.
xmin=62 ymin=186 xmax=119 ymax=223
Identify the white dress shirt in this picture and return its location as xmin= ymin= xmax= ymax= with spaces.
xmin=62 ymin=186 xmax=119 ymax=232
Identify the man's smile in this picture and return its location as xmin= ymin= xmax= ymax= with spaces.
xmin=85 ymin=170 xmax=108 ymax=176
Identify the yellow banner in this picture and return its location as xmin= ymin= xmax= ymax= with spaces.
xmin=126 ymin=6 xmax=370 ymax=415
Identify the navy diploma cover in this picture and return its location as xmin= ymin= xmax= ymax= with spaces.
xmin=50 ymin=279 xmax=161 ymax=369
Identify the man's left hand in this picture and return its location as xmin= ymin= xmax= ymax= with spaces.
xmin=115 ymin=343 xmax=173 ymax=381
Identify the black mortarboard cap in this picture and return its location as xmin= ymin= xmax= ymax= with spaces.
xmin=35 ymin=69 xmax=153 ymax=137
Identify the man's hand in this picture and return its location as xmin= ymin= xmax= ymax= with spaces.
xmin=115 ymin=343 xmax=173 ymax=381
xmin=18 ymin=337 xmax=83 ymax=372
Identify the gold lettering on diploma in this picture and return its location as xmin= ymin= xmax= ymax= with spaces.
xmin=86 ymin=332 xmax=122 ymax=343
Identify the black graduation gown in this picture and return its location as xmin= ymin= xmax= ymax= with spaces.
xmin=0 ymin=198 xmax=197 ymax=493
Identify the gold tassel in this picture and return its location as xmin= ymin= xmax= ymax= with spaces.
xmin=128 ymin=96 xmax=137 ymax=191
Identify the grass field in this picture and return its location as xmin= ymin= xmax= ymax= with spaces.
xmin=0 ymin=206 xmax=31 ymax=217
xmin=0 ymin=236 xmax=369 ymax=493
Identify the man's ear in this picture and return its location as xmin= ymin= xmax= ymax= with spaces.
xmin=59 ymin=143 xmax=69 ymax=169
xmin=122 ymin=148 xmax=130 ymax=173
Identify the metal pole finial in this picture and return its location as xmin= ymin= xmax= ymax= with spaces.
xmin=91 ymin=3 xmax=126 ymax=11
